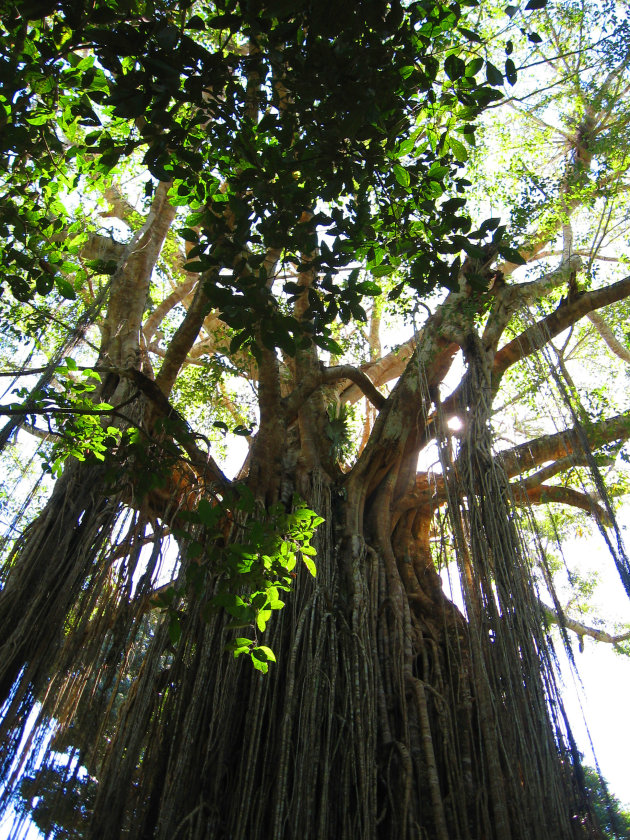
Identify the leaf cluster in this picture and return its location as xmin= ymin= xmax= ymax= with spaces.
xmin=8 ymin=359 xmax=122 ymax=476
xmin=153 ymin=488 xmax=324 ymax=671
xmin=0 ymin=0 xmax=545 ymax=357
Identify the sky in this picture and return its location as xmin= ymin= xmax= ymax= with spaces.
xmin=565 ymin=634 xmax=630 ymax=807
xmin=557 ymin=532 xmax=630 ymax=807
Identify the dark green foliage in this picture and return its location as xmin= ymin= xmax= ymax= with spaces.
xmin=0 ymin=0 xmax=535 ymax=352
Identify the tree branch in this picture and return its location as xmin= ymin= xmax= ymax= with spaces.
xmin=283 ymin=363 xmax=387 ymax=426
xmin=540 ymin=603 xmax=630 ymax=649
xmin=587 ymin=310 xmax=630 ymax=364
xmin=338 ymin=337 xmax=417 ymax=405
xmin=510 ymin=483 xmax=611 ymax=525
xmin=101 ymin=185 xmax=141 ymax=224
xmin=121 ymin=368 xmax=229 ymax=489
xmin=493 ymin=274 xmax=630 ymax=382
xmin=395 ymin=409 xmax=630 ymax=518
xmin=143 ymin=275 xmax=199 ymax=343
xmin=323 ymin=365 xmax=386 ymax=409
xmin=154 ymin=274 xmax=212 ymax=397
xmin=513 ymin=454 xmax=589 ymax=486
xmin=528 ymin=250 xmax=623 ymax=264
xmin=498 ymin=411 xmax=630 ymax=479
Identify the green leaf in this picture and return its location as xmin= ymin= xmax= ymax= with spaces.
xmin=486 ymin=62 xmax=504 ymax=87
xmin=268 ymin=599 xmax=285 ymax=610
xmin=478 ymin=217 xmax=502 ymax=235
xmin=252 ymin=592 xmax=269 ymax=610
xmin=186 ymin=15 xmax=206 ymax=30
xmin=256 ymin=609 xmax=272 ymax=632
xmin=224 ymin=637 xmax=252 ymax=653
xmin=56 ymin=278 xmax=77 ymax=300
xmin=458 ymin=27 xmax=482 ymax=43
xmin=197 ymin=498 xmax=220 ymax=528
xmin=183 ymin=261 xmax=206 ymax=273
xmin=303 ymin=557 xmax=317 ymax=577
xmin=498 ymin=246 xmax=526 ymax=265
xmin=465 ymin=57 xmax=484 ymax=77
xmin=397 ymin=137 xmax=415 ymax=156
xmin=26 ymin=111 xmax=54 ymax=125
xmin=444 ymin=54 xmax=466 ymax=81
xmin=252 ymin=646 xmax=276 ymax=663
xmin=314 ymin=334 xmax=344 ymax=355
xmin=207 ymin=13 xmax=242 ymax=31
xmin=356 ymin=280 xmax=383 ymax=295
xmin=505 ymin=58 xmax=517 ymax=86
xmin=394 ymin=165 xmax=410 ymax=188
xmin=255 ymin=646 xmax=276 ymax=662
xmin=251 ymin=656 xmax=268 ymax=673
xmin=35 ymin=273 xmax=54 ymax=295
xmin=449 ymin=138 xmax=468 ymax=162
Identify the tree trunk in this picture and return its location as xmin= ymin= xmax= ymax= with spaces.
xmin=0 ymin=327 xmax=602 ymax=839
xmin=80 ymin=456 xmax=596 ymax=840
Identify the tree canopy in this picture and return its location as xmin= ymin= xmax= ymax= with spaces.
xmin=1 ymin=0 xmax=630 ymax=838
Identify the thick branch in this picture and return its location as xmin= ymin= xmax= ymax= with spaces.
xmin=347 ymin=300 xmax=462 ymax=517
xmin=395 ymin=469 xmax=610 ymax=525
xmin=155 ymin=275 xmax=212 ymax=397
xmin=510 ymin=483 xmax=611 ymax=524
xmin=284 ymin=364 xmax=386 ymax=422
xmin=395 ymin=409 xmax=629 ymax=518
xmin=120 ymin=368 xmax=228 ymax=488
xmin=143 ymin=275 xmax=199 ymax=343
xmin=528 ymin=250 xmax=622 ymax=264
xmin=541 ymin=603 xmax=630 ymax=648
xmin=514 ymin=454 xmax=589 ymax=487
xmin=102 ymin=185 xmax=140 ymax=224
xmin=323 ymin=365 xmax=386 ymax=409
xmin=432 ymin=262 xmax=582 ymax=426
xmin=587 ymin=310 xmax=630 ymax=364
xmin=100 ymin=181 xmax=175 ymax=371
xmin=493 ymin=274 xmax=630 ymax=381
xmin=498 ymin=411 xmax=630 ymax=479
xmin=482 ymin=258 xmax=581 ymax=352
xmin=80 ymin=233 xmax=127 ymax=264
xmin=338 ymin=336 xmax=417 ymax=404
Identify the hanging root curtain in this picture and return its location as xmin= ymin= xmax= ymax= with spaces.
xmin=0 ymin=325 xmax=612 ymax=840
